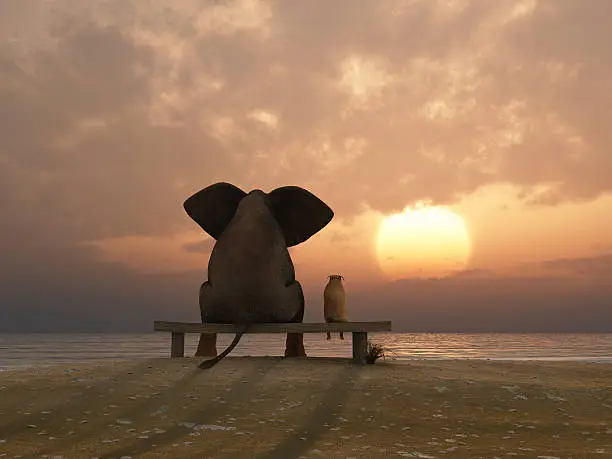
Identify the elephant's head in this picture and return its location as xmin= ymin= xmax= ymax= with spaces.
xmin=184 ymin=182 xmax=334 ymax=248
xmin=183 ymin=182 xmax=334 ymax=368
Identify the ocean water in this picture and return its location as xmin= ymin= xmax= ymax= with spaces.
xmin=1 ymin=333 xmax=612 ymax=369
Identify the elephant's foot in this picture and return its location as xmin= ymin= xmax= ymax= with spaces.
xmin=195 ymin=333 xmax=217 ymax=357
xmin=284 ymin=332 xmax=306 ymax=357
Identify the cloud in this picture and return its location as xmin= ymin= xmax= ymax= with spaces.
xmin=1 ymin=23 xmax=233 ymax=250
xmin=450 ymin=268 xmax=496 ymax=279
xmin=3 ymin=1 xmax=612 ymax=332
xmin=540 ymin=254 xmax=612 ymax=277
xmin=183 ymin=238 xmax=216 ymax=254
xmin=4 ymin=1 xmax=612 ymax=242
xmin=329 ymin=231 xmax=352 ymax=244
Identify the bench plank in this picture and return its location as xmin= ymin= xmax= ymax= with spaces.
xmin=154 ymin=321 xmax=391 ymax=334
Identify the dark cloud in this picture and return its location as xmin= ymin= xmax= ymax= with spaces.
xmin=0 ymin=261 xmax=202 ymax=333
xmin=3 ymin=249 xmax=612 ymax=333
xmin=341 ymin=275 xmax=612 ymax=333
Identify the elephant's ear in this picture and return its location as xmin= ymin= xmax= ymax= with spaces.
xmin=184 ymin=182 xmax=247 ymax=240
xmin=268 ymin=186 xmax=334 ymax=247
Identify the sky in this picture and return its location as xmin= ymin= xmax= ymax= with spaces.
xmin=1 ymin=0 xmax=612 ymax=332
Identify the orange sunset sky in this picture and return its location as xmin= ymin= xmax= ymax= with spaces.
xmin=2 ymin=0 xmax=612 ymax=332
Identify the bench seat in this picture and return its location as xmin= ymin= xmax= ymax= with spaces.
xmin=153 ymin=320 xmax=392 ymax=364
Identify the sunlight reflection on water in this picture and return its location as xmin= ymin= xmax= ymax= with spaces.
xmin=1 ymin=332 xmax=612 ymax=368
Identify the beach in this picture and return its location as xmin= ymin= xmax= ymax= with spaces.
xmin=1 ymin=358 xmax=611 ymax=458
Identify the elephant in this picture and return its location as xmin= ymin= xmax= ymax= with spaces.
xmin=183 ymin=182 xmax=334 ymax=369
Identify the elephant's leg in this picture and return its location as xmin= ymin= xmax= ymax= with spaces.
xmin=326 ymin=332 xmax=331 ymax=340
xmin=284 ymin=281 xmax=306 ymax=358
xmin=339 ymin=332 xmax=344 ymax=340
xmin=195 ymin=281 xmax=217 ymax=357
xmin=195 ymin=333 xmax=217 ymax=357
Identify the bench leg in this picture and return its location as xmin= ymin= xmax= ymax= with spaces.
xmin=171 ymin=332 xmax=185 ymax=358
xmin=352 ymin=332 xmax=367 ymax=364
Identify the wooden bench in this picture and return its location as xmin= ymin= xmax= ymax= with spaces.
xmin=154 ymin=321 xmax=392 ymax=364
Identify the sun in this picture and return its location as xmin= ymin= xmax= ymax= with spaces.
xmin=375 ymin=203 xmax=471 ymax=280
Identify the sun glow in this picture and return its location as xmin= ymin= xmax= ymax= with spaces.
xmin=376 ymin=203 xmax=471 ymax=280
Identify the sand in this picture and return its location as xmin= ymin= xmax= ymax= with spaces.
xmin=1 ymin=357 xmax=612 ymax=458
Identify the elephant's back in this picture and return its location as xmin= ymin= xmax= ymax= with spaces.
xmin=208 ymin=238 xmax=294 ymax=288
xmin=208 ymin=209 xmax=295 ymax=285
xmin=202 ymin=210 xmax=300 ymax=323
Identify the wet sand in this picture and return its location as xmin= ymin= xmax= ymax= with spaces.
xmin=1 ymin=357 xmax=611 ymax=458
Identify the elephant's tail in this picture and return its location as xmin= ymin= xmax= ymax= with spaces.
xmin=198 ymin=324 xmax=248 ymax=370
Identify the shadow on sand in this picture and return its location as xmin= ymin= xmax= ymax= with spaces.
xmin=0 ymin=359 xmax=157 ymax=441
xmin=254 ymin=362 xmax=361 ymax=459
xmin=96 ymin=357 xmax=280 ymax=458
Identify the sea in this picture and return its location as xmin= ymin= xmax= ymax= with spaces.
xmin=1 ymin=333 xmax=612 ymax=369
